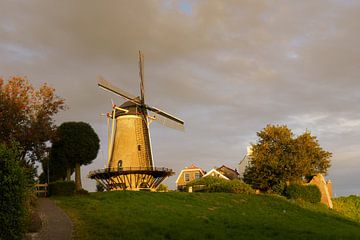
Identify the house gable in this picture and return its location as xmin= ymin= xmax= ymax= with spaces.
xmin=216 ymin=165 xmax=239 ymax=180
xmin=203 ymin=168 xmax=229 ymax=180
xmin=175 ymin=164 xmax=205 ymax=188
xmin=239 ymin=146 xmax=253 ymax=178
xmin=308 ymin=173 xmax=333 ymax=208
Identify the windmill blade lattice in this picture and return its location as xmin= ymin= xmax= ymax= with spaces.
xmin=97 ymin=77 xmax=140 ymax=105
xmin=146 ymin=106 xmax=184 ymax=131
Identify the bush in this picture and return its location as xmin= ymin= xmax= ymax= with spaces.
xmin=187 ymin=176 xmax=254 ymax=194
xmin=156 ymin=184 xmax=168 ymax=192
xmin=0 ymin=143 xmax=28 ymax=240
xmin=76 ymin=189 xmax=89 ymax=195
xmin=272 ymin=181 xmax=286 ymax=195
xmin=49 ymin=181 xmax=76 ymax=196
xmin=284 ymin=183 xmax=321 ymax=203
xmin=96 ymin=182 xmax=105 ymax=192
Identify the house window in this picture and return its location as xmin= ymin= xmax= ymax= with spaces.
xmin=184 ymin=173 xmax=190 ymax=182
xmin=195 ymin=172 xmax=201 ymax=179
xmin=118 ymin=160 xmax=123 ymax=170
xmin=138 ymin=145 xmax=141 ymax=151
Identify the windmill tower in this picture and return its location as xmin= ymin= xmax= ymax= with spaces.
xmin=89 ymin=51 xmax=184 ymax=191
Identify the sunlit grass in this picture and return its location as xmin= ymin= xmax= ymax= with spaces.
xmin=333 ymin=195 xmax=360 ymax=223
xmin=54 ymin=191 xmax=360 ymax=240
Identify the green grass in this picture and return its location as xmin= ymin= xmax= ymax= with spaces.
xmin=54 ymin=191 xmax=360 ymax=240
xmin=333 ymin=195 xmax=360 ymax=223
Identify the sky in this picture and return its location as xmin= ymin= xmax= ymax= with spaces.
xmin=1 ymin=0 xmax=359 ymax=195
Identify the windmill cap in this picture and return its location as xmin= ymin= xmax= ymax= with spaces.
xmin=120 ymin=97 xmax=141 ymax=109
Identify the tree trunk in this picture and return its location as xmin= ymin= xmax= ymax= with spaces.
xmin=66 ymin=167 xmax=71 ymax=181
xmin=75 ymin=162 xmax=82 ymax=191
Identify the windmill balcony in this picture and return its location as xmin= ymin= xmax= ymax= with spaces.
xmin=88 ymin=166 xmax=175 ymax=191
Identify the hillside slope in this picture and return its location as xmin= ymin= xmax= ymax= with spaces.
xmin=54 ymin=191 xmax=360 ymax=240
xmin=333 ymin=195 xmax=360 ymax=223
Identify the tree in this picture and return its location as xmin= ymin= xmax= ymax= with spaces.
xmin=39 ymin=154 xmax=70 ymax=183
xmin=50 ymin=122 xmax=100 ymax=191
xmin=243 ymin=124 xmax=331 ymax=192
xmin=0 ymin=76 xmax=65 ymax=164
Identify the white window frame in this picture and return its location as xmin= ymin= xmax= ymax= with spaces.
xmin=184 ymin=173 xmax=190 ymax=182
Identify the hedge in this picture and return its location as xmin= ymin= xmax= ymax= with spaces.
xmin=284 ymin=183 xmax=321 ymax=203
xmin=0 ymin=144 xmax=28 ymax=240
xmin=49 ymin=181 xmax=76 ymax=196
xmin=187 ymin=176 xmax=254 ymax=194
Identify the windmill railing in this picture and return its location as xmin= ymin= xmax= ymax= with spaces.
xmin=88 ymin=166 xmax=174 ymax=177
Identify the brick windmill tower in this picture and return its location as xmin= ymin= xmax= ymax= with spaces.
xmin=89 ymin=51 xmax=184 ymax=191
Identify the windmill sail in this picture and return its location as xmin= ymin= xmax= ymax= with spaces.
xmin=139 ymin=51 xmax=145 ymax=104
xmin=98 ymin=77 xmax=141 ymax=105
xmin=146 ymin=106 xmax=185 ymax=131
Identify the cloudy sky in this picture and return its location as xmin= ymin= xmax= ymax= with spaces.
xmin=1 ymin=0 xmax=359 ymax=195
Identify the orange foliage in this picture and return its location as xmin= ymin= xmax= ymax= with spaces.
xmin=0 ymin=76 xmax=66 ymax=162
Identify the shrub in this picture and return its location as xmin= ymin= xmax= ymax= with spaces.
xmin=76 ymin=189 xmax=89 ymax=195
xmin=187 ymin=176 xmax=254 ymax=194
xmin=284 ymin=183 xmax=321 ymax=203
xmin=272 ymin=181 xmax=286 ymax=195
xmin=0 ymin=143 xmax=28 ymax=240
xmin=96 ymin=182 xmax=105 ymax=192
xmin=49 ymin=181 xmax=76 ymax=196
xmin=156 ymin=184 xmax=168 ymax=192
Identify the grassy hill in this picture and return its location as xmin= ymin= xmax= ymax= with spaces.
xmin=333 ymin=195 xmax=360 ymax=223
xmin=54 ymin=191 xmax=360 ymax=240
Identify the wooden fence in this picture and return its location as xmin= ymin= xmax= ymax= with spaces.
xmin=34 ymin=183 xmax=48 ymax=197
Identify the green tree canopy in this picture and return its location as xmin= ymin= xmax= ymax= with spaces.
xmin=243 ymin=124 xmax=331 ymax=192
xmin=49 ymin=122 xmax=100 ymax=190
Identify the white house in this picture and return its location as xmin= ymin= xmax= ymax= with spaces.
xmin=238 ymin=146 xmax=252 ymax=179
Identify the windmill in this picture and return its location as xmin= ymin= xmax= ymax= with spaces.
xmin=88 ymin=51 xmax=184 ymax=191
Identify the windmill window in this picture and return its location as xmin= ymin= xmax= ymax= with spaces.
xmin=184 ymin=173 xmax=190 ymax=182
xmin=118 ymin=160 xmax=123 ymax=170
xmin=138 ymin=145 xmax=141 ymax=151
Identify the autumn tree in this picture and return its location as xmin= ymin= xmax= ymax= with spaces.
xmin=0 ymin=76 xmax=65 ymax=165
xmin=243 ymin=124 xmax=331 ymax=193
xmin=50 ymin=122 xmax=99 ymax=191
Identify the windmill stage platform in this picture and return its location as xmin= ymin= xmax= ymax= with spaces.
xmin=89 ymin=167 xmax=174 ymax=191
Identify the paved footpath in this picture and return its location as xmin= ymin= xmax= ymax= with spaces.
xmin=28 ymin=198 xmax=73 ymax=240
